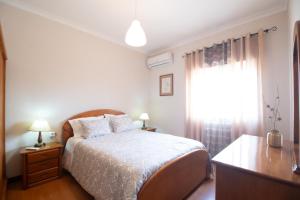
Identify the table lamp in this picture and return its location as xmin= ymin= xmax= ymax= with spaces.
xmin=30 ymin=119 xmax=51 ymax=147
xmin=140 ymin=113 xmax=149 ymax=129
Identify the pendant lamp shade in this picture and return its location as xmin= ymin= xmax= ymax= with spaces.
xmin=125 ymin=19 xmax=147 ymax=47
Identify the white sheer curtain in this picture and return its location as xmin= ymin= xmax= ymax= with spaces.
xmin=185 ymin=31 xmax=264 ymax=156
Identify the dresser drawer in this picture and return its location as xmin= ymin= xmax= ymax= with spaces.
xmin=27 ymin=158 xmax=58 ymax=173
xmin=28 ymin=167 xmax=59 ymax=184
xmin=27 ymin=149 xmax=59 ymax=164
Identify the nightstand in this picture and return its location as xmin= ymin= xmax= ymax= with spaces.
xmin=142 ymin=127 xmax=156 ymax=132
xmin=20 ymin=142 xmax=63 ymax=189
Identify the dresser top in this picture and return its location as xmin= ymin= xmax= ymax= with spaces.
xmin=20 ymin=142 xmax=63 ymax=154
xmin=212 ymin=134 xmax=300 ymax=186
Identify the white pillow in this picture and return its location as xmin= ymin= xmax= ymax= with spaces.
xmin=79 ymin=117 xmax=111 ymax=139
xmin=108 ymin=115 xmax=137 ymax=133
xmin=104 ymin=114 xmax=127 ymax=132
xmin=69 ymin=116 xmax=104 ymax=137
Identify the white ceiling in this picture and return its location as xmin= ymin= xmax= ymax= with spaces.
xmin=1 ymin=0 xmax=287 ymax=54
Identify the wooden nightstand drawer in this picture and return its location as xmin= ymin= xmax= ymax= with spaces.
xmin=28 ymin=158 xmax=59 ymax=173
xmin=28 ymin=167 xmax=59 ymax=184
xmin=27 ymin=149 xmax=59 ymax=164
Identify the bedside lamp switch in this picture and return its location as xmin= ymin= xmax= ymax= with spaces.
xmin=50 ymin=132 xmax=56 ymax=139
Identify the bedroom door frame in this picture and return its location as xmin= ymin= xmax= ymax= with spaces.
xmin=293 ymin=21 xmax=300 ymax=174
xmin=0 ymin=23 xmax=7 ymax=199
xmin=294 ymin=21 xmax=300 ymax=144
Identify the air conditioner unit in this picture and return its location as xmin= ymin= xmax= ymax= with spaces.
xmin=147 ymin=52 xmax=173 ymax=68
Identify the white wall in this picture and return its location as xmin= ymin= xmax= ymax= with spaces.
xmin=149 ymin=12 xmax=291 ymax=139
xmin=0 ymin=4 xmax=149 ymax=178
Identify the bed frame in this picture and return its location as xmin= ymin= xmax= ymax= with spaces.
xmin=62 ymin=109 xmax=209 ymax=200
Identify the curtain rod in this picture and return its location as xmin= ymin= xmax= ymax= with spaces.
xmin=182 ymin=26 xmax=278 ymax=58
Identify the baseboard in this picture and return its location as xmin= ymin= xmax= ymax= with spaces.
xmin=7 ymin=175 xmax=21 ymax=184
xmin=1 ymin=178 xmax=6 ymax=200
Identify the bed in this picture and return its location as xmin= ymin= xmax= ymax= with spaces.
xmin=62 ymin=109 xmax=210 ymax=200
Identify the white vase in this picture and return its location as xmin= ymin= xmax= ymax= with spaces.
xmin=267 ymin=129 xmax=283 ymax=148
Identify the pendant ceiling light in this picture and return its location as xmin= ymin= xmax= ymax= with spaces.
xmin=125 ymin=0 xmax=147 ymax=47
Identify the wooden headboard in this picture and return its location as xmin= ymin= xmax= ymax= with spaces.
xmin=62 ymin=109 xmax=124 ymax=146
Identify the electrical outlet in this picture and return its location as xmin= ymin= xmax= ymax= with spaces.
xmin=49 ymin=132 xmax=56 ymax=139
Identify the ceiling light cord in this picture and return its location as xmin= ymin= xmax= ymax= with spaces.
xmin=134 ymin=0 xmax=138 ymax=19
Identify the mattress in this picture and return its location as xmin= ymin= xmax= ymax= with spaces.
xmin=63 ymin=129 xmax=207 ymax=200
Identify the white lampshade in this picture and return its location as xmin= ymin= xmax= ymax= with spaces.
xmin=30 ymin=120 xmax=51 ymax=132
xmin=140 ymin=113 xmax=150 ymax=120
xmin=125 ymin=19 xmax=147 ymax=47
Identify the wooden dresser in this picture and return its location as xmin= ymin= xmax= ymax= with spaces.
xmin=20 ymin=143 xmax=63 ymax=189
xmin=212 ymin=135 xmax=300 ymax=200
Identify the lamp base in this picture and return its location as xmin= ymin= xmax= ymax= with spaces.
xmin=142 ymin=120 xmax=146 ymax=129
xmin=35 ymin=131 xmax=46 ymax=147
xmin=34 ymin=143 xmax=46 ymax=147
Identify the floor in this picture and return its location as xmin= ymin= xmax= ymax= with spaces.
xmin=6 ymin=174 xmax=215 ymax=200
xmin=188 ymin=178 xmax=215 ymax=200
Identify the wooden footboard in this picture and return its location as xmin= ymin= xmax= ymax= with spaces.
xmin=138 ymin=149 xmax=209 ymax=200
